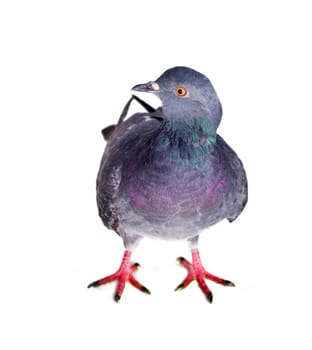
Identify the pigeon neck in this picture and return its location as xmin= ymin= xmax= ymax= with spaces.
xmin=159 ymin=117 xmax=217 ymax=149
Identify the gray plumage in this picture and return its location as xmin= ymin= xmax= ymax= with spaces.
xmin=89 ymin=66 xmax=248 ymax=302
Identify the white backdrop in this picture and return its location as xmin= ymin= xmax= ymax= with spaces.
xmin=1 ymin=1 xmax=311 ymax=349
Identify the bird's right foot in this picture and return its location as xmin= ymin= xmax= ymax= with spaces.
xmin=87 ymin=250 xmax=150 ymax=302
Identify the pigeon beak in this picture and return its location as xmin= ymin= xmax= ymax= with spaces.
xmin=132 ymin=81 xmax=160 ymax=93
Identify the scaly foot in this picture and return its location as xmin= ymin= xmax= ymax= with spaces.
xmin=175 ymin=248 xmax=234 ymax=303
xmin=88 ymin=250 xmax=150 ymax=302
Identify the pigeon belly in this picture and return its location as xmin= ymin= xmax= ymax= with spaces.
xmin=119 ymin=148 xmax=231 ymax=240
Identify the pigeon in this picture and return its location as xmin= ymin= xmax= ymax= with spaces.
xmin=88 ymin=66 xmax=248 ymax=303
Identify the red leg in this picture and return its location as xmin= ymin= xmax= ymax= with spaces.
xmin=88 ymin=250 xmax=150 ymax=302
xmin=175 ymin=249 xmax=234 ymax=303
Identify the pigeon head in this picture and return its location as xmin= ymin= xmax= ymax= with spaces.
xmin=132 ymin=66 xmax=222 ymax=132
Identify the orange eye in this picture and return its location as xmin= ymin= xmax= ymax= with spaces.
xmin=175 ymin=86 xmax=187 ymax=97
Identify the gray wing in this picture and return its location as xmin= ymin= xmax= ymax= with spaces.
xmin=216 ymin=135 xmax=248 ymax=222
xmin=96 ymin=111 xmax=163 ymax=233
xmin=101 ymin=95 xmax=157 ymax=141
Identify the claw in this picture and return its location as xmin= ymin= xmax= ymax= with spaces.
xmin=176 ymin=257 xmax=185 ymax=263
xmin=174 ymin=283 xmax=185 ymax=291
xmin=176 ymin=256 xmax=192 ymax=269
xmin=140 ymin=286 xmax=151 ymax=294
xmin=132 ymin=262 xmax=141 ymax=270
xmin=87 ymin=280 xmax=101 ymax=288
xmin=114 ymin=293 xmax=121 ymax=303
xmin=223 ymin=280 xmax=235 ymax=287
xmin=206 ymin=291 xmax=213 ymax=303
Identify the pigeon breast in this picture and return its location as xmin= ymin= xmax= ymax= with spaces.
xmin=118 ymin=125 xmax=238 ymax=240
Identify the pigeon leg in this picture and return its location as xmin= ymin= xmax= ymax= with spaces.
xmin=88 ymin=250 xmax=150 ymax=302
xmin=175 ymin=248 xmax=235 ymax=303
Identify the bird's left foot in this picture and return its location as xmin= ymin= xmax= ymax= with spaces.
xmin=175 ymin=248 xmax=235 ymax=303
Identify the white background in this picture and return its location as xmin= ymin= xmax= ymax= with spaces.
xmin=1 ymin=0 xmax=311 ymax=349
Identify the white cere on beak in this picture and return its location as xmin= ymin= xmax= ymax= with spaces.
xmin=151 ymin=82 xmax=160 ymax=91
